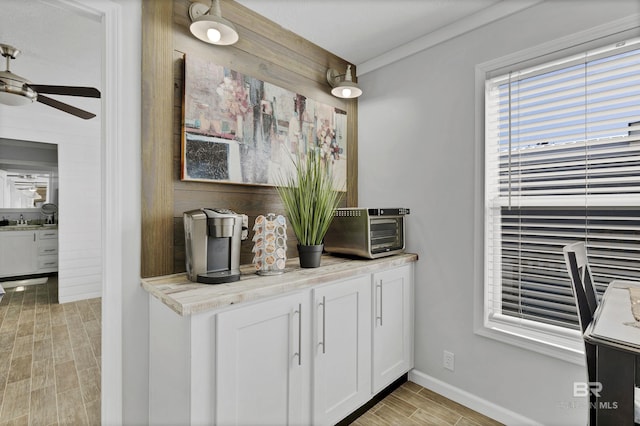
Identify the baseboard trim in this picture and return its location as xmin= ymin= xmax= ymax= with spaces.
xmin=335 ymin=373 xmax=408 ymax=426
xmin=409 ymin=369 xmax=541 ymax=426
xmin=0 ymin=274 xmax=50 ymax=288
xmin=58 ymin=290 xmax=102 ymax=304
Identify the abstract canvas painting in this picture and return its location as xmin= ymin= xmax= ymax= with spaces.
xmin=181 ymin=55 xmax=347 ymax=191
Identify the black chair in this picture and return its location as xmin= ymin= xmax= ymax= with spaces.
xmin=563 ymin=242 xmax=598 ymax=425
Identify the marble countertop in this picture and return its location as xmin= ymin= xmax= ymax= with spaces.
xmin=141 ymin=253 xmax=418 ymax=316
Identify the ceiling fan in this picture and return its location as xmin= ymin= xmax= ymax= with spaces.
xmin=0 ymin=44 xmax=100 ymax=120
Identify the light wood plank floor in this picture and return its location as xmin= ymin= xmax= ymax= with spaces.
xmin=0 ymin=277 xmax=499 ymax=426
xmin=0 ymin=277 xmax=101 ymax=426
xmin=352 ymin=381 xmax=503 ymax=426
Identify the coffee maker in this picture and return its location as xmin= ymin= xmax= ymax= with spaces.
xmin=184 ymin=208 xmax=248 ymax=284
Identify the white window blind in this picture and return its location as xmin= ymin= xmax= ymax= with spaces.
xmin=485 ymin=37 xmax=640 ymax=334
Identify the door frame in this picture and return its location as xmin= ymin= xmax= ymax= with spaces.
xmin=50 ymin=0 xmax=126 ymax=423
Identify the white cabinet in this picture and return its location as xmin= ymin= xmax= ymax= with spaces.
xmin=147 ymin=259 xmax=415 ymax=426
xmin=37 ymin=229 xmax=58 ymax=272
xmin=216 ymin=275 xmax=374 ymax=426
xmin=0 ymin=229 xmax=58 ymax=278
xmin=216 ymin=291 xmax=311 ymax=426
xmin=312 ymin=275 xmax=371 ymax=426
xmin=372 ymin=264 xmax=414 ymax=393
xmin=0 ymin=231 xmax=38 ymax=277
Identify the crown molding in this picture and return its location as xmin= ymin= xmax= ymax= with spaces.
xmin=357 ymin=0 xmax=544 ymax=75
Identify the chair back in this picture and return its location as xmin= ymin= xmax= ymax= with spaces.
xmin=563 ymin=241 xmax=599 ymax=425
xmin=562 ymin=242 xmax=598 ymax=332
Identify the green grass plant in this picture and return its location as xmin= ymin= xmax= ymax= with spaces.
xmin=275 ymin=149 xmax=343 ymax=246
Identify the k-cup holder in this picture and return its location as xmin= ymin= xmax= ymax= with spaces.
xmin=253 ymin=213 xmax=287 ymax=275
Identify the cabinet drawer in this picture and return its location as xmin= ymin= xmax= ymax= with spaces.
xmin=38 ymin=245 xmax=58 ymax=255
xmin=39 ymin=231 xmax=58 ymax=240
xmin=38 ymin=256 xmax=58 ymax=269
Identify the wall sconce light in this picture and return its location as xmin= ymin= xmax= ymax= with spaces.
xmin=189 ymin=0 xmax=239 ymax=46
xmin=326 ymin=65 xmax=362 ymax=99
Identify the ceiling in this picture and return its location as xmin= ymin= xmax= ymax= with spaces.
xmin=236 ymin=0 xmax=542 ymax=74
xmin=0 ymin=0 xmax=101 ymax=89
xmin=0 ymin=0 xmax=542 ymax=90
xmin=0 ymin=0 xmax=101 ymax=118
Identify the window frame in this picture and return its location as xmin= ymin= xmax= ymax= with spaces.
xmin=473 ymin=15 xmax=640 ymax=363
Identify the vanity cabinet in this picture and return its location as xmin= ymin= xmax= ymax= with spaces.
xmin=0 ymin=229 xmax=58 ymax=278
xmin=145 ymin=254 xmax=416 ymax=426
xmin=0 ymin=231 xmax=38 ymax=277
xmin=37 ymin=229 xmax=58 ymax=272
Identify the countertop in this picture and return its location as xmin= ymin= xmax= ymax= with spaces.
xmin=0 ymin=224 xmax=58 ymax=232
xmin=141 ymin=253 xmax=418 ymax=316
xmin=585 ymin=280 xmax=640 ymax=353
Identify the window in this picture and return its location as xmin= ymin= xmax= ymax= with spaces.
xmin=483 ymin=36 xmax=640 ymax=354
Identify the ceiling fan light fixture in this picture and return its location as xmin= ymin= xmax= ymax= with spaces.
xmin=0 ymin=45 xmax=36 ymax=106
xmin=0 ymin=72 xmax=36 ymax=106
xmin=0 ymin=43 xmax=100 ymax=119
xmin=326 ymin=65 xmax=362 ymax=99
xmin=0 ymin=90 xmax=35 ymax=106
xmin=189 ymin=0 xmax=239 ymax=46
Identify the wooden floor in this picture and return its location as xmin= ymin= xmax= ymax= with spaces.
xmin=0 ymin=277 xmax=499 ymax=426
xmin=352 ymin=381 xmax=503 ymax=426
xmin=0 ymin=277 xmax=101 ymax=425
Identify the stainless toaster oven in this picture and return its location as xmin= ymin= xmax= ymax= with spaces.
xmin=324 ymin=208 xmax=409 ymax=259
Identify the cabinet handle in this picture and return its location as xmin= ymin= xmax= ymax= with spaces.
xmin=376 ymin=281 xmax=383 ymax=326
xmin=319 ymin=296 xmax=326 ymax=354
xmin=33 ymin=233 xmax=36 ymax=242
xmin=294 ymin=303 xmax=302 ymax=366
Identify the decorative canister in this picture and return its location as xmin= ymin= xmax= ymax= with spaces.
xmin=252 ymin=213 xmax=287 ymax=275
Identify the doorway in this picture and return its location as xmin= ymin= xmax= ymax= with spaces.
xmin=0 ymin=0 xmax=120 ymax=423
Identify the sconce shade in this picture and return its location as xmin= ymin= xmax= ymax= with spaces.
xmin=326 ymin=65 xmax=362 ymax=99
xmin=189 ymin=1 xmax=239 ymax=46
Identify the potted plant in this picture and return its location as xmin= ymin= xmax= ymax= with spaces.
xmin=275 ymin=149 xmax=343 ymax=268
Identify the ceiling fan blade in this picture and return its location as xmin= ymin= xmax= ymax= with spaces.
xmin=37 ymin=94 xmax=96 ymax=120
xmin=28 ymin=84 xmax=100 ymax=98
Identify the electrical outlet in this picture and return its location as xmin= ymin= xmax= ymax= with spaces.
xmin=443 ymin=350 xmax=455 ymax=371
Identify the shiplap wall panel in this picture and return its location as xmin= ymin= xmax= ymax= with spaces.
xmin=0 ymin=107 xmax=102 ymax=303
xmin=142 ymin=0 xmax=358 ymax=277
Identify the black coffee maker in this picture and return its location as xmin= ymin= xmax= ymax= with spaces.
xmin=184 ymin=208 xmax=248 ymax=284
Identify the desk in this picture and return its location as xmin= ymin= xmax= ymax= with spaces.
xmin=584 ymin=280 xmax=640 ymax=425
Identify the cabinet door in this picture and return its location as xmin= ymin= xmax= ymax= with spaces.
xmin=0 ymin=231 xmax=38 ymax=277
xmin=313 ymin=275 xmax=371 ymax=426
xmin=372 ymin=264 xmax=414 ymax=393
xmin=216 ymin=291 xmax=310 ymax=426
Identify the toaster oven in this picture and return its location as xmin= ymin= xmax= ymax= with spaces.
xmin=324 ymin=208 xmax=409 ymax=259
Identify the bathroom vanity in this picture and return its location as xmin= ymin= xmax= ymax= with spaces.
xmin=142 ymin=253 xmax=417 ymax=426
xmin=0 ymin=226 xmax=58 ymax=279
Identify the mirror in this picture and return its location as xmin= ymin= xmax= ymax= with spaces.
xmin=0 ymin=139 xmax=58 ymax=210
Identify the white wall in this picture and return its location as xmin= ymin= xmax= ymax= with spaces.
xmin=111 ymin=0 xmax=145 ymax=423
xmin=0 ymin=100 xmax=102 ymax=302
xmin=358 ymin=1 xmax=640 ymax=424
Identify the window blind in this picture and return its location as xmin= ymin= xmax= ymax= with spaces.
xmin=485 ymin=37 xmax=640 ymax=332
